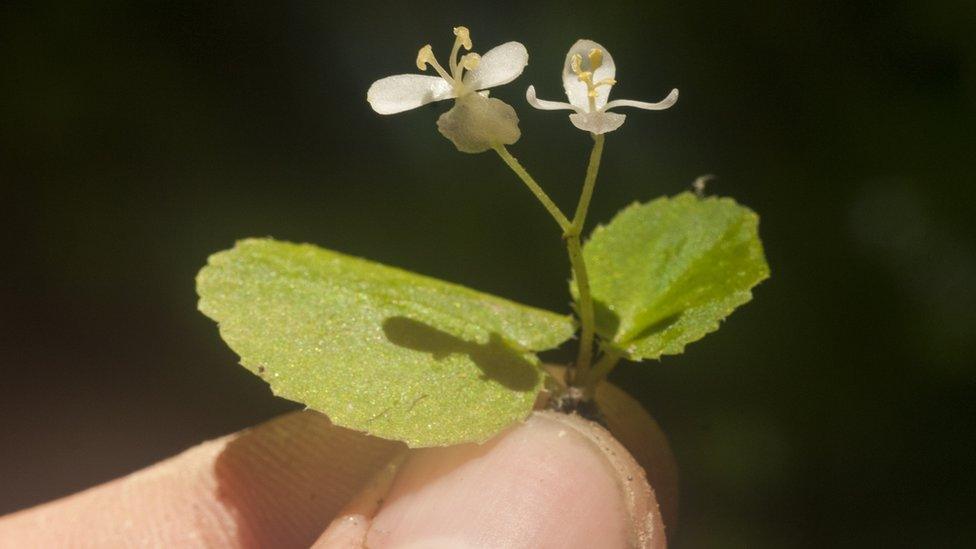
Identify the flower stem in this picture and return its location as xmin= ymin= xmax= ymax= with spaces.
xmin=564 ymin=134 xmax=605 ymax=385
xmin=565 ymin=234 xmax=593 ymax=383
xmin=493 ymin=145 xmax=571 ymax=232
xmin=571 ymin=134 xmax=604 ymax=232
xmin=493 ymin=135 xmax=608 ymax=392
xmin=582 ymin=349 xmax=622 ymax=391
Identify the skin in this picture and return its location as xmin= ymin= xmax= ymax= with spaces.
xmin=0 ymin=395 xmax=673 ymax=548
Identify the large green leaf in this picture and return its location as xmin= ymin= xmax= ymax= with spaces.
xmin=198 ymin=238 xmax=575 ymax=447
xmin=580 ymin=192 xmax=769 ymax=360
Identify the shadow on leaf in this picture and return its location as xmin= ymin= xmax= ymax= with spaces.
xmin=627 ymin=312 xmax=682 ymax=344
xmin=382 ymin=316 xmax=539 ymax=392
xmin=592 ymin=299 xmax=621 ymax=341
xmin=591 ymin=300 xmax=682 ymax=347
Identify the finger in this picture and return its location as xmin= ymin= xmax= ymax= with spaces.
xmin=595 ymin=380 xmax=679 ymax=530
xmin=315 ymin=410 xmax=666 ymax=548
xmin=312 ymin=454 xmax=405 ymax=547
xmin=0 ymin=411 xmax=405 ymax=548
xmin=546 ymin=365 xmax=679 ymax=529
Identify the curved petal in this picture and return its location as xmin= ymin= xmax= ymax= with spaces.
xmin=525 ymin=85 xmax=577 ymax=111
xmin=437 ymin=94 xmax=521 ymax=153
xmin=562 ymin=39 xmax=616 ymax=111
xmin=569 ymin=111 xmax=627 ymax=134
xmin=463 ymin=42 xmax=529 ymax=91
xmin=367 ymin=74 xmax=454 ymax=115
xmin=603 ymin=89 xmax=679 ymax=112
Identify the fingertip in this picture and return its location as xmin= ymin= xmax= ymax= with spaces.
xmin=595 ymin=381 xmax=679 ymax=532
xmin=546 ymin=411 xmax=667 ymax=548
xmin=349 ymin=411 xmax=665 ymax=548
xmin=545 ymin=364 xmax=679 ymax=531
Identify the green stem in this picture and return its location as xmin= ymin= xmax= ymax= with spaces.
xmin=564 ymin=134 xmax=605 ymax=385
xmin=493 ymin=145 xmax=571 ymax=231
xmin=570 ymin=134 xmax=605 ymax=231
xmin=493 ymin=136 xmax=607 ymax=391
xmin=582 ymin=350 xmax=623 ymax=392
xmin=566 ymin=234 xmax=594 ymax=383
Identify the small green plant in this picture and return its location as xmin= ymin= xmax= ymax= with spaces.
xmin=196 ymin=27 xmax=769 ymax=447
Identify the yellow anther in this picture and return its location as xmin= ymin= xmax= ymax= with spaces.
xmin=416 ymin=44 xmax=434 ymax=70
xmin=460 ymin=52 xmax=481 ymax=70
xmin=453 ymin=26 xmax=472 ymax=50
xmin=570 ymin=49 xmax=615 ymax=109
xmin=588 ymin=78 xmax=616 ymax=97
xmin=588 ymin=48 xmax=604 ymax=70
xmin=571 ymin=53 xmax=583 ymax=75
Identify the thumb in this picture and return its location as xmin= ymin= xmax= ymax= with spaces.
xmin=315 ymin=410 xmax=667 ymax=548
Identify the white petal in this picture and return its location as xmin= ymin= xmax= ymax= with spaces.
xmin=569 ymin=111 xmax=627 ymax=134
xmin=603 ymin=88 xmax=679 ymax=112
xmin=562 ymin=39 xmax=616 ymax=111
xmin=462 ymin=42 xmax=529 ymax=91
xmin=525 ymin=85 xmax=576 ymax=111
xmin=366 ymin=74 xmax=454 ymax=115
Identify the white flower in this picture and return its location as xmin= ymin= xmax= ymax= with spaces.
xmin=525 ymin=39 xmax=678 ymax=134
xmin=367 ymin=26 xmax=527 ymax=114
xmin=367 ymin=26 xmax=528 ymax=153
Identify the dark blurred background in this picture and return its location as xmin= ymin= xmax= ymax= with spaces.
xmin=2 ymin=1 xmax=974 ymax=546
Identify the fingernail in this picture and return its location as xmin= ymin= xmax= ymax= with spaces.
xmin=313 ymin=453 xmax=406 ymax=548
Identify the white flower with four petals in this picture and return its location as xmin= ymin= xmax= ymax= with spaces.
xmin=367 ymin=27 xmax=528 ymax=153
xmin=526 ymin=39 xmax=678 ymax=134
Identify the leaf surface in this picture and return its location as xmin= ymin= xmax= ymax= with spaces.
xmin=580 ymin=193 xmax=769 ymax=360
xmin=198 ymin=238 xmax=575 ymax=446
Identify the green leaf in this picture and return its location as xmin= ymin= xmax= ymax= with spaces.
xmin=580 ymin=192 xmax=769 ymax=360
xmin=197 ymin=238 xmax=575 ymax=447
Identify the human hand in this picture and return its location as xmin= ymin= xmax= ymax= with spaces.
xmin=0 ymin=385 xmax=675 ymax=548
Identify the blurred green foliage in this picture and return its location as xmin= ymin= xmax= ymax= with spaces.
xmin=2 ymin=1 xmax=974 ymax=546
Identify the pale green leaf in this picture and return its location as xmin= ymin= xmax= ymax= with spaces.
xmin=580 ymin=192 xmax=769 ymax=360
xmin=197 ymin=238 xmax=575 ymax=447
